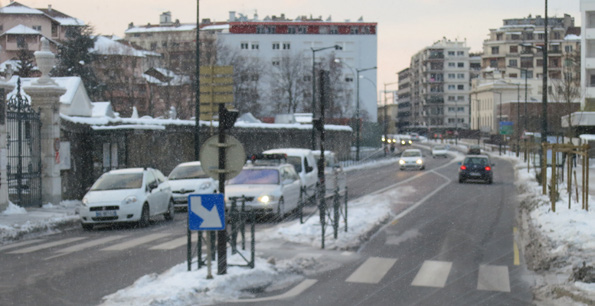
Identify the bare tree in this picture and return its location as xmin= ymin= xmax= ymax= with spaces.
xmin=550 ymin=48 xmax=582 ymax=138
xmin=269 ymin=52 xmax=309 ymax=114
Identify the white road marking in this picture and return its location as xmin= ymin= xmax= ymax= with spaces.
xmin=230 ymin=279 xmax=318 ymax=303
xmin=411 ymin=260 xmax=452 ymax=288
xmin=7 ymin=237 xmax=86 ymax=254
xmin=0 ymin=239 xmax=45 ymax=252
xmin=149 ymin=234 xmax=198 ymax=250
xmin=345 ymin=257 xmax=397 ymax=284
xmin=44 ymin=236 xmax=127 ymax=260
xmin=477 ymin=265 xmax=511 ymax=292
xmin=101 ymin=233 xmax=170 ymax=251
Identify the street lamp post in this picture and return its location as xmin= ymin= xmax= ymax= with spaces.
xmin=494 ymin=92 xmax=503 ymax=155
xmin=334 ymin=59 xmax=376 ymax=161
xmin=508 ymin=66 xmax=530 ymax=161
xmin=355 ymin=66 xmax=377 ymax=161
xmin=311 ymin=45 xmax=342 ymax=150
xmin=383 ymin=82 xmax=398 ymax=156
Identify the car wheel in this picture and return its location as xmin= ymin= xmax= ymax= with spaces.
xmin=276 ymin=198 xmax=285 ymax=222
xmin=459 ymin=177 xmax=464 ymax=183
xmin=81 ymin=223 xmax=93 ymax=231
xmin=164 ymin=198 xmax=175 ymax=221
xmin=487 ymin=178 xmax=493 ymax=184
xmin=138 ymin=204 xmax=150 ymax=228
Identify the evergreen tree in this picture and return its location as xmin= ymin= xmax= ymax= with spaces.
xmin=16 ymin=45 xmax=35 ymax=77
xmin=53 ymin=25 xmax=103 ymax=100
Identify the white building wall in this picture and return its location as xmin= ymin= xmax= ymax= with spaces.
xmin=217 ymin=29 xmax=378 ymax=121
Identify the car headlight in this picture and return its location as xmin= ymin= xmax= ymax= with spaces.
xmin=257 ymin=195 xmax=276 ymax=204
xmin=199 ymin=182 xmax=212 ymax=190
xmin=399 ymin=159 xmax=405 ymax=165
xmin=416 ymin=159 xmax=423 ymax=165
xmin=82 ymin=197 xmax=88 ymax=206
xmin=123 ymin=195 xmax=138 ymax=204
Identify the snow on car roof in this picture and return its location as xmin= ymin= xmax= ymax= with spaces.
xmin=263 ymin=148 xmax=312 ymax=155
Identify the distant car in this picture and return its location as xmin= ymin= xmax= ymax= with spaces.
xmin=468 ymin=145 xmax=481 ymax=155
xmin=400 ymin=137 xmax=413 ymax=146
xmin=225 ymin=162 xmax=301 ymax=219
xmin=312 ymin=150 xmax=347 ymax=196
xmin=432 ymin=145 xmax=449 ymax=158
xmin=399 ymin=149 xmax=425 ymax=170
xmin=262 ymin=148 xmax=318 ymax=195
xmin=458 ymin=155 xmax=494 ymax=184
xmin=168 ymin=161 xmax=218 ymax=210
xmin=80 ymin=168 xmax=174 ymax=230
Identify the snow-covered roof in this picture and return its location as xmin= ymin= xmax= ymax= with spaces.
xmin=201 ymin=24 xmax=230 ymax=31
xmin=4 ymin=24 xmax=41 ymax=35
xmin=92 ymin=35 xmax=152 ymax=57
xmin=143 ymin=68 xmax=191 ymax=86
xmin=579 ymin=134 xmax=595 ymax=141
xmin=0 ymin=2 xmax=44 ymax=15
xmin=565 ymin=34 xmax=580 ymax=41
xmin=91 ymin=102 xmax=116 ymax=118
xmin=53 ymin=16 xmax=85 ymax=26
xmin=125 ymin=24 xmax=196 ymax=34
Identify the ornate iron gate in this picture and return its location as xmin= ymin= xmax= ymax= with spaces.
xmin=6 ymin=79 xmax=42 ymax=207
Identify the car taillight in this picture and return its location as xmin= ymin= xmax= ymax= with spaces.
xmin=460 ymin=165 xmax=467 ymax=170
xmin=485 ymin=166 xmax=491 ymax=171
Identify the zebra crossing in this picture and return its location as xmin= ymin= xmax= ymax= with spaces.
xmin=346 ymin=257 xmax=512 ymax=293
xmin=1 ymin=232 xmax=198 ymax=260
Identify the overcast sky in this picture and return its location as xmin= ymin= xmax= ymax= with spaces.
xmin=13 ymin=0 xmax=581 ymax=103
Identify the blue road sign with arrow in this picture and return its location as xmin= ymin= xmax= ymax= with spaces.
xmin=188 ymin=194 xmax=226 ymax=231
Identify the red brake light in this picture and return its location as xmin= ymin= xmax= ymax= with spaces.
xmin=485 ymin=166 xmax=491 ymax=171
xmin=460 ymin=165 xmax=467 ymax=170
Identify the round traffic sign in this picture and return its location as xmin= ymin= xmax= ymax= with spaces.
xmin=199 ymin=135 xmax=246 ymax=180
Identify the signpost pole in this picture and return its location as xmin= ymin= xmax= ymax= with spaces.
xmin=217 ymin=104 xmax=227 ymax=275
xmin=206 ymin=231 xmax=213 ymax=279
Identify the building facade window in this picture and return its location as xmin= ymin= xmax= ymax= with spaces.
xmin=32 ymin=25 xmax=41 ymax=31
xmin=457 ymin=84 xmax=464 ymax=90
xmin=447 ymin=85 xmax=456 ymax=90
xmin=457 ymin=62 xmax=464 ymax=68
xmin=509 ymin=46 xmax=518 ymax=53
xmin=457 ymin=73 xmax=465 ymax=79
xmin=448 ymin=62 xmax=455 ymax=67
xmin=272 ymin=43 xmax=280 ymax=49
xmin=509 ymin=59 xmax=518 ymax=67
xmin=241 ymin=42 xmax=248 ymax=49
xmin=448 ymin=51 xmax=455 ymax=56
xmin=251 ymin=43 xmax=259 ymax=50
xmin=283 ymin=43 xmax=290 ymax=50
xmin=491 ymin=47 xmax=499 ymax=55
xmin=457 ymin=51 xmax=465 ymax=56
xmin=448 ymin=73 xmax=455 ymax=79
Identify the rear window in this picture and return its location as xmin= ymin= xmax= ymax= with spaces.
xmin=464 ymin=157 xmax=489 ymax=166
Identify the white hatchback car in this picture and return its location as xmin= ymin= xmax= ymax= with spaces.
xmin=168 ymin=161 xmax=218 ymax=210
xmin=399 ymin=149 xmax=426 ymax=170
xmin=431 ymin=145 xmax=449 ymax=158
xmin=225 ymin=162 xmax=301 ymax=219
xmin=80 ymin=167 xmax=174 ymax=230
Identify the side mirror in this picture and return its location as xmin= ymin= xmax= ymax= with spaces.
xmin=148 ymin=181 xmax=158 ymax=191
xmin=306 ymin=165 xmax=314 ymax=173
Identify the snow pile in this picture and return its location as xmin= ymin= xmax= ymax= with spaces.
xmin=1 ymin=202 xmax=27 ymax=215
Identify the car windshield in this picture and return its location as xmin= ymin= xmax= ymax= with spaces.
xmin=402 ymin=151 xmax=421 ymax=157
xmin=89 ymin=173 xmax=143 ymax=191
xmin=464 ymin=157 xmax=489 ymax=166
xmin=168 ymin=165 xmax=209 ymax=180
xmin=434 ymin=146 xmax=446 ymax=150
xmin=227 ymin=169 xmax=279 ymax=185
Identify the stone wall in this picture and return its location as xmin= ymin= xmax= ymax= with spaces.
xmin=60 ymin=121 xmax=352 ymax=200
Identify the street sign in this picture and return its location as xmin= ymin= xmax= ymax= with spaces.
xmin=499 ymin=121 xmax=513 ymax=135
xmin=188 ymin=194 xmax=226 ymax=231
xmin=199 ymin=134 xmax=246 ymax=180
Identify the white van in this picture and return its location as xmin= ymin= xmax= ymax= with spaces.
xmin=262 ymin=148 xmax=318 ymax=195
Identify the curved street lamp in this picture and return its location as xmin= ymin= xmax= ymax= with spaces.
xmin=334 ymin=59 xmax=376 ymax=161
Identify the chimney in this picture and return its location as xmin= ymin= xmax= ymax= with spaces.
xmin=48 ymin=4 xmax=52 ymax=11
xmin=229 ymin=11 xmax=236 ymax=21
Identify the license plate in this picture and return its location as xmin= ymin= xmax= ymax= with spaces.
xmin=95 ymin=211 xmax=117 ymax=217
xmin=470 ymin=172 xmax=481 ymax=177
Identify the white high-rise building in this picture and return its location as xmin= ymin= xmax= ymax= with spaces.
xmin=215 ymin=12 xmax=378 ymax=121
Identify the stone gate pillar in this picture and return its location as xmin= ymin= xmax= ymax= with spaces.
xmin=0 ymin=81 xmax=14 ymax=211
xmin=24 ymin=38 xmax=66 ymax=205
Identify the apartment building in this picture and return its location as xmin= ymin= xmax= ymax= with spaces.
xmin=404 ymin=38 xmax=471 ymax=135
xmin=397 ymin=67 xmax=411 ymax=131
xmin=482 ymin=14 xmax=576 ymax=81
xmin=216 ymin=11 xmax=378 ymax=121
xmin=0 ymin=1 xmax=84 ymax=65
